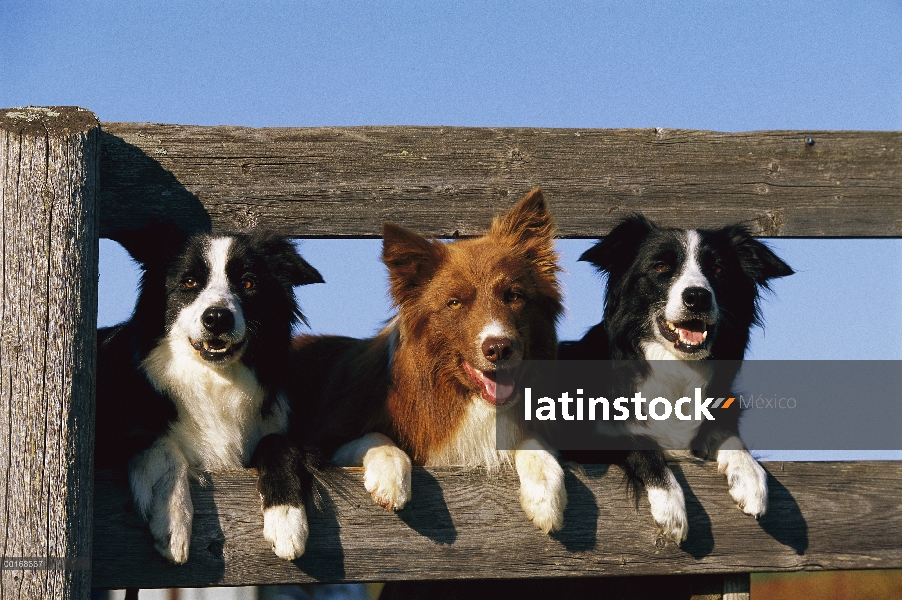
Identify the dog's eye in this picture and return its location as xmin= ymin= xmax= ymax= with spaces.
xmin=182 ymin=278 xmax=198 ymax=289
xmin=447 ymin=299 xmax=462 ymax=310
xmin=711 ymin=264 xmax=724 ymax=274
xmin=504 ymin=290 xmax=523 ymax=303
xmin=242 ymin=277 xmax=255 ymax=290
xmin=652 ymin=261 xmax=671 ymax=273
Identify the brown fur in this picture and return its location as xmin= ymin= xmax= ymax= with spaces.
xmin=383 ymin=188 xmax=561 ymax=462
xmin=287 ymin=188 xmax=562 ymax=466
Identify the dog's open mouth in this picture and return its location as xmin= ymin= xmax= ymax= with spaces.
xmin=462 ymin=361 xmax=516 ymax=406
xmin=190 ymin=338 xmax=246 ymax=362
xmin=657 ymin=316 xmax=709 ymax=353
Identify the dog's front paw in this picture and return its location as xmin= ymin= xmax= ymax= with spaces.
xmin=131 ymin=444 xmax=194 ymax=564
xmin=718 ymin=448 xmax=768 ymax=518
xmin=515 ymin=448 xmax=567 ymax=534
xmin=647 ymin=470 xmax=688 ymax=544
xmin=147 ymin=486 xmax=193 ymax=564
xmin=263 ymin=505 xmax=309 ymax=560
xmin=363 ymin=445 xmax=412 ymax=510
xmin=155 ymin=523 xmax=192 ymax=565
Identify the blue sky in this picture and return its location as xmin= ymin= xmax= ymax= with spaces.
xmin=3 ymin=1 xmax=901 ymax=458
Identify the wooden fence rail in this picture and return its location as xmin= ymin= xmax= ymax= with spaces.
xmin=98 ymin=122 xmax=902 ymax=238
xmin=1 ymin=106 xmax=900 ymax=600
xmin=92 ymin=461 xmax=902 ymax=589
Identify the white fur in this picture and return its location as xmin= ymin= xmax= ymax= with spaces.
xmin=628 ymin=358 xmax=713 ymax=449
xmin=129 ymin=437 xmax=194 ymax=564
xmin=427 ymin=396 xmax=518 ymax=470
xmin=429 ymin=399 xmax=566 ymax=533
xmin=142 ymin=343 xmax=288 ymax=471
xmin=477 ymin=320 xmax=508 ymax=344
xmin=475 ymin=320 xmax=523 ymax=363
xmin=664 ymin=230 xmax=718 ymax=323
xmin=647 ymin=230 xmax=718 ymax=361
xmin=132 ymin=236 xmax=292 ymax=563
xmin=176 ymin=237 xmax=246 ymax=344
xmin=334 ymin=432 xmax=412 ymax=510
xmin=717 ymin=436 xmax=768 ymax=517
xmin=646 ymin=468 xmax=688 ymax=544
xmin=641 ymin=340 xmax=684 ymax=362
xmin=515 ymin=438 xmax=567 ymax=533
xmin=263 ymin=505 xmax=309 ymax=560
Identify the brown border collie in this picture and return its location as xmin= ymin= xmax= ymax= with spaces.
xmin=283 ymin=188 xmax=567 ymax=533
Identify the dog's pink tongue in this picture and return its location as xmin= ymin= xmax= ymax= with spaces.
xmin=483 ymin=373 xmax=515 ymax=404
xmin=678 ymin=327 xmax=705 ymax=344
xmin=463 ymin=361 xmax=514 ymax=405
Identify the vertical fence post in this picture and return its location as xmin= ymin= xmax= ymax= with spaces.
xmin=721 ymin=573 xmax=751 ymax=600
xmin=0 ymin=107 xmax=99 ymax=599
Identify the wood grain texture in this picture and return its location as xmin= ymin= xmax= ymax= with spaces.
xmin=92 ymin=461 xmax=902 ymax=589
xmin=0 ymin=107 xmax=99 ymax=599
xmin=97 ymin=123 xmax=902 ymax=239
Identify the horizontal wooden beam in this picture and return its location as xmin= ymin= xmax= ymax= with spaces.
xmin=98 ymin=124 xmax=902 ymax=239
xmin=91 ymin=461 xmax=902 ymax=589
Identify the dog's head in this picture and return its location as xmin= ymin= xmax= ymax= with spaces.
xmin=580 ymin=215 xmax=793 ymax=360
xmin=382 ymin=188 xmax=562 ymax=406
xmin=116 ymin=223 xmax=323 ymax=367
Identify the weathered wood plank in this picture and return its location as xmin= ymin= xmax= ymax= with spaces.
xmin=0 ymin=106 xmax=99 ymax=599
xmin=91 ymin=461 xmax=902 ymax=589
xmin=98 ymin=124 xmax=902 ymax=238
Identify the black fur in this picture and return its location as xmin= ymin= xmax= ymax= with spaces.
xmin=560 ymin=214 xmax=793 ymax=515
xmin=576 ymin=215 xmax=793 ymax=362
xmin=96 ymin=224 xmax=323 ymax=468
xmin=95 ymin=223 xmax=330 ymax=561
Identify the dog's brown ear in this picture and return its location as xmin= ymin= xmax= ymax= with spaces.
xmin=491 ymin=187 xmax=555 ymax=243
xmin=382 ymin=222 xmax=447 ymax=306
xmin=491 ymin=187 xmax=560 ymax=286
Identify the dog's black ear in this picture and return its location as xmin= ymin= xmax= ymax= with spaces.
xmin=382 ymin=222 xmax=447 ymax=306
xmin=723 ymin=225 xmax=794 ymax=286
xmin=261 ymin=238 xmax=324 ymax=286
xmin=579 ymin=214 xmax=656 ymax=274
xmin=108 ymin=220 xmax=189 ymax=268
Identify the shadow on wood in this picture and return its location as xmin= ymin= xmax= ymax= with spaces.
xmin=92 ymin=461 xmax=901 ymax=589
xmin=98 ymin=123 xmax=902 ymax=238
xmin=99 ymin=130 xmax=211 ymax=238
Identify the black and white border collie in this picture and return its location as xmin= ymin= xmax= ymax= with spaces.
xmin=95 ymin=223 xmax=323 ymax=564
xmin=559 ymin=214 xmax=793 ymax=543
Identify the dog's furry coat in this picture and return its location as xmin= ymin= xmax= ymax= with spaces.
xmin=283 ymin=188 xmax=568 ymax=532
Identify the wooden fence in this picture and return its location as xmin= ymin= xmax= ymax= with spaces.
xmin=1 ymin=106 xmax=900 ymax=600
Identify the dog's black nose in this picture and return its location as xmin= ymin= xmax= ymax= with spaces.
xmin=682 ymin=287 xmax=712 ymax=312
xmin=201 ymin=307 xmax=235 ymax=335
xmin=482 ymin=337 xmax=513 ymax=362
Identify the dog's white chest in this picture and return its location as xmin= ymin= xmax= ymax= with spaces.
xmin=142 ymin=341 xmax=288 ymax=471
xmin=627 ymin=359 xmax=712 ymax=450
xmin=426 ymin=397 xmax=519 ymax=469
